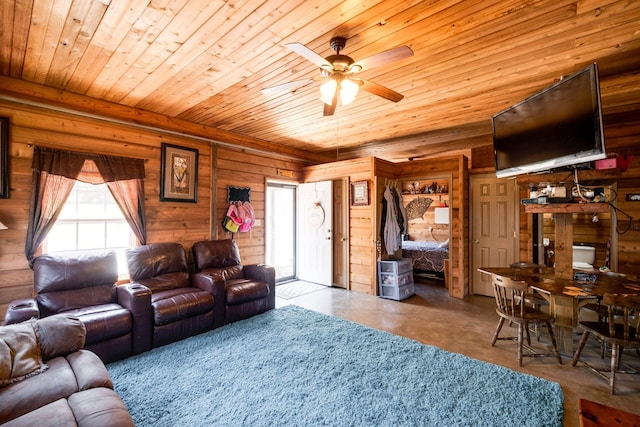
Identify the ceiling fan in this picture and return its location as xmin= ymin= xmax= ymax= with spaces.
xmin=262 ymin=36 xmax=414 ymax=116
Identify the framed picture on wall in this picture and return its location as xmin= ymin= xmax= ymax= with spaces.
xmin=351 ymin=180 xmax=369 ymax=206
xmin=160 ymin=143 xmax=198 ymax=203
xmin=0 ymin=117 xmax=8 ymax=199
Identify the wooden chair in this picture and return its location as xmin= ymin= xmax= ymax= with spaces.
xmin=491 ymin=274 xmax=562 ymax=366
xmin=571 ymin=293 xmax=640 ymax=394
xmin=509 ymin=262 xmax=550 ymax=340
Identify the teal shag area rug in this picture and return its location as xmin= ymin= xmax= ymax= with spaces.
xmin=107 ymin=305 xmax=563 ymax=426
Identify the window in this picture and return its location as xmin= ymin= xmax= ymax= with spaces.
xmin=43 ymin=181 xmax=136 ymax=278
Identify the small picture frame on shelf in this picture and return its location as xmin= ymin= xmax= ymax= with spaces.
xmin=351 ymin=180 xmax=369 ymax=206
xmin=160 ymin=143 xmax=198 ymax=203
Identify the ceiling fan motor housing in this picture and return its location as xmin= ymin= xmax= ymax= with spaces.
xmin=325 ymin=55 xmax=354 ymax=72
xmin=330 ymin=36 xmax=347 ymax=52
xmin=324 ymin=37 xmax=355 ymax=72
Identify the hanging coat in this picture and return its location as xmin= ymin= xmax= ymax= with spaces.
xmin=383 ymin=186 xmax=401 ymax=254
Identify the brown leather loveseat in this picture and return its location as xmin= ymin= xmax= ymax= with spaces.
xmin=0 ymin=314 xmax=134 ymax=426
xmin=4 ymin=250 xmax=150 ymax=363
xmin=192 ymin=239 xmax=275 ymax=328
xmin=125 ymin=242 xmax=215 ymax=348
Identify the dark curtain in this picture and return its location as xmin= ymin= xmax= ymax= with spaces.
xmin=25 ymin=147 xmax=146 ymax=266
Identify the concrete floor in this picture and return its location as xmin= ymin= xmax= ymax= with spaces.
xmin=275 ymin=278 xmax=640 ymax=427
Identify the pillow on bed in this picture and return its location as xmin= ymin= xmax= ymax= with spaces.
xmin=438 ymin=239 xmax=449 ymax=249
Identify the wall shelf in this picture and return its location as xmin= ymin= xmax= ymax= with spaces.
xmin=524 ymin=203 xmax=610 ymax=214
xmin=515 ymin=168 xmax=621 ymax=186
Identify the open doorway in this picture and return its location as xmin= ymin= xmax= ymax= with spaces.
xmin=398 ymin=176 xmax=452 ymax=284
xmin=266 ymin=182 xmax=296 ymax=283
xmin=267 ymin=179 xmax=348 ymax=293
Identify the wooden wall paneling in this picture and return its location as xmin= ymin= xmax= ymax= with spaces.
xmin=0 ymin=97 xmax=310 ymax=318
xmin=350 ymin=204 xmax=375 ymax=294
xmin=614 ymin=170 xmax=640 ymax=275
xmin=0 ymin=98 xmax=214 ymax=318
xmin=215 ymin=146 xmax=304 ymax=266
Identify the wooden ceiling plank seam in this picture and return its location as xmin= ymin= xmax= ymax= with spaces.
xmin=0 ymin=1 xmax=16 ymax=75
xmin=137 ymin=0 xmax=298 ymax=115
xmin=84 ymin=0 xmax=190 ymax=100
xmin=7 ymin=0 xmax=34 ymax=78
xmin=44 ymin=0 xmax=108 ymax=88
xmin=86 ymin=0 xmax=222 ymax=102
xmin=29 ymin=0 xmax=73 ymax=84
xmin=65 ymin=0 xmax=151 ymax=93
xmin=114 ymin=0 xmax=257 ymax=106
xmin=21 ymin=0 xmax=62 ymax=82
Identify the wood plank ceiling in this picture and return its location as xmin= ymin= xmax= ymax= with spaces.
xmin=1 ymin=0 xmax=639 ymax=163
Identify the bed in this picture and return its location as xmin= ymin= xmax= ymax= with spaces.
xmin=401 ymin=240 xmax=448 ymax=277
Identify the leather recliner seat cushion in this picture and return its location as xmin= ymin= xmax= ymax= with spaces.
xmin=5 ymin=387 xmax=133 ymax=427
xmin=36 ymin=284 xmax=118 ymax=318
xmin=0 ymin=350 xmax=112 ymax=424
xmin=63 ymin=304 xmax=132 ymax=345
xmin=151 ymin=288 xmax=214 ymax=325
xmin=226 ymin=279 xmax=270 ymax=305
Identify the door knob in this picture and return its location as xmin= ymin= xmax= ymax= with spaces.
xmin=473 ymin=240 xmax=480 ymax=244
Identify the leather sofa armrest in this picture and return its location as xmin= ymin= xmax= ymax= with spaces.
xmin=244 ymin=264 xmax=275 ymax=286
xmin=117 ymin=283 xmax=152 ymax=354
xmin=192 ymin=272 xmax=226 ymax=328
xmin=244 ymin=264 xmax=276 ymax=310
xmin=4 ymin=298 xmax=40 ymax=325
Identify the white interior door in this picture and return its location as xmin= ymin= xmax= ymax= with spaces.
xmin=297 ymin=181 xmax=333 ymax=286
xmin=471 ymin=175 xmax=518 ymax=296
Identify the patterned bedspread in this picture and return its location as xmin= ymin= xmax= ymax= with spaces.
xmin=401 ymin=240 xmax=448 ymax=273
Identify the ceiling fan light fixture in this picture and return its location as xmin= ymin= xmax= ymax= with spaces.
xmin=320 ymin=79 xmax=337 ymax=105
xmin=340 ymin=78 xmax=359 ymax=105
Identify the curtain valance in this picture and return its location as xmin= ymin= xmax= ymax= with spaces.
xmin=32 ymin=147 xmax=145 ymax=183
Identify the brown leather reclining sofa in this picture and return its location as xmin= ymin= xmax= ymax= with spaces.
xmin=0 ymin=314 xmax=134 ymax=426
xmin=1 ymin=240 xmax=275 ymax=425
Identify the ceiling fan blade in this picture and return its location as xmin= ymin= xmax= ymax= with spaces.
xmin=285 ymin=42 xmax=332 ymax=69
xmin=360 ymin=79 xmax=405 ymax=102
xmin=351 ymin=45 xmax=413 ymax=72
xmin=261 ymin=79 xmax=313 ymax=96
xmin=323 ymin=87 xmax=338 ymax=116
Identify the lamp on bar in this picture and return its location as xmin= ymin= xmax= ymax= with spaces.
xmin=320 ymin=77 xmax=360 ymax=106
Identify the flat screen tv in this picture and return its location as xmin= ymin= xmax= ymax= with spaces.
xmin=492 ymin=63 xmax=606 ymax=178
